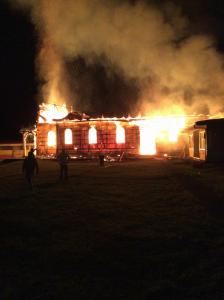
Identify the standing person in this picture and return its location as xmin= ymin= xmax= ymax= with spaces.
xmin=57 ymin=149 xmax=70 ymax=180
xmin=99 ymin=153 xmax=105 ymax=167
xmin=22 ymin=150 xmax=39 ymax=189
xmin=28 ymin=148 xmax=36 ymax=158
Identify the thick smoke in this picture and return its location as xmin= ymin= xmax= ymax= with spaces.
xmin=9 ymin=0 xmax=224 ymax=115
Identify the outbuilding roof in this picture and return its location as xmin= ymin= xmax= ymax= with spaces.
xmin=196 ymin=118 xmax=224 ymax=126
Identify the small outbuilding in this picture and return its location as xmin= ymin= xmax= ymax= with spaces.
xmin=188 ymin=118 xmax=224 ymax=162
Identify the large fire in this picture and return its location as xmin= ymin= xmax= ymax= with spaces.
xmin=38 ymin=103 xmax=68 ymax=123
xmin=39 ymin=103 xmax=189 ymax=155
xmin=132 ymin=116 xmax=186 ymax=155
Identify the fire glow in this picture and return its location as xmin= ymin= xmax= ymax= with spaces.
xmin=65 ymin=129 xmax=72 ymax=145
xmin=116 ymin=123 xmax=125 ymax=144
xmin=40 ymin=103 xmax=186 ymax=155
xmin=133 ymin=116 xmax=186 ymax=155
xmin=89 ymin=126 xmax=97 ymax=144
xmin=47 ymin=130 xmax=56 ymax=146
xmin=38 ymin=103 xmax=68 ymax=123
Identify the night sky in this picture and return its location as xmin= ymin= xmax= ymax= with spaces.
xmin=0 ymin=1 xmax=37 ymax=141
xmin=1 ymin=0 xmax=224 ymax=141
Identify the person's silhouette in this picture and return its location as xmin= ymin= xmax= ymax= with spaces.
xmin=22 ymin=151 xmax=39 ymax=189
xmin=57 ymin=149 xmax=70 ymax=180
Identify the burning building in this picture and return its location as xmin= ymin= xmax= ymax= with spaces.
xmin=37 ymin=104 xmax=139 ymax=158
xmin=10 ymin=0 xmax=224 ymax=162
xmin=19 ymin=103 xmax=224 ymax=161
xmin=28 ymin=103 xmax=190 ymax=159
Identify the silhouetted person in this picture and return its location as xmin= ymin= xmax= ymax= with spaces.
xmin=28 ymin=148 xmax=36 ymax=158
xmin=22 ymin=151 xmax=39 ymax=189
xmin=57 ymin=149 xmax=70 ymax=180
xmin=99 ymin=153 xmax=105 ymax=167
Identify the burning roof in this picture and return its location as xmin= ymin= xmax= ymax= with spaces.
xmin=53 ymin=112 xmax=90 ymax=121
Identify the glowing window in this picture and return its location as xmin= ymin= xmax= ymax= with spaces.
xmin=65 ymin=129 xmax=72 ymax=145
xmin=48 ymin=130 xmax=56 ymax=146
xmin=139 ymin=125 xmax=156 ymax=155
xmin=89 ymin=126 xmax=97 ymax=144
xmin=189 ymin=135 xmax=193 ymax=148
xmin=116 ymin=124 xmax=125 ymax=144
xmin=199 ymin=131 xmax=205 ymax=150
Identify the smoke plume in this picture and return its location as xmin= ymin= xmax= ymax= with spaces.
xmin=9 ymin=0 xmax=224 ymax=115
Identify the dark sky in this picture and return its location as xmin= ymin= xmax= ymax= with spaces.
xmin=0 ymin=0 xmax=37 ymax=141
xmin=1 ymin=0 xmax=224 ymax=141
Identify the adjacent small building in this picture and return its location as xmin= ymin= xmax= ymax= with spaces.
xmin=188 ymin=118 xmax=224 ymax=162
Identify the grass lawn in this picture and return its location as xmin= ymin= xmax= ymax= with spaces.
xmin=1 ymin=158 xmax=224 ymax=299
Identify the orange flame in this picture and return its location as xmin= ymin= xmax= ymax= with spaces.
xmin=133 ymin=115 xmax=186 ymax=155
xmin=38 ymin=103 xmax=68 ymax=123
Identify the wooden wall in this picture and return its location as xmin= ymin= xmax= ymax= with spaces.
xmin=187 ymin=128 xmax=206 ymax=161
xmin=207 ymin=125 xmax=224 ymax=162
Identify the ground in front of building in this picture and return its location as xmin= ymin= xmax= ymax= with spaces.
xmin=1 ymin=159 xmax=224 ymax=299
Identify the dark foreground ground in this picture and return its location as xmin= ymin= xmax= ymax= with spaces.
xmin=1 ymin=158 xmax=224 ymax=299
